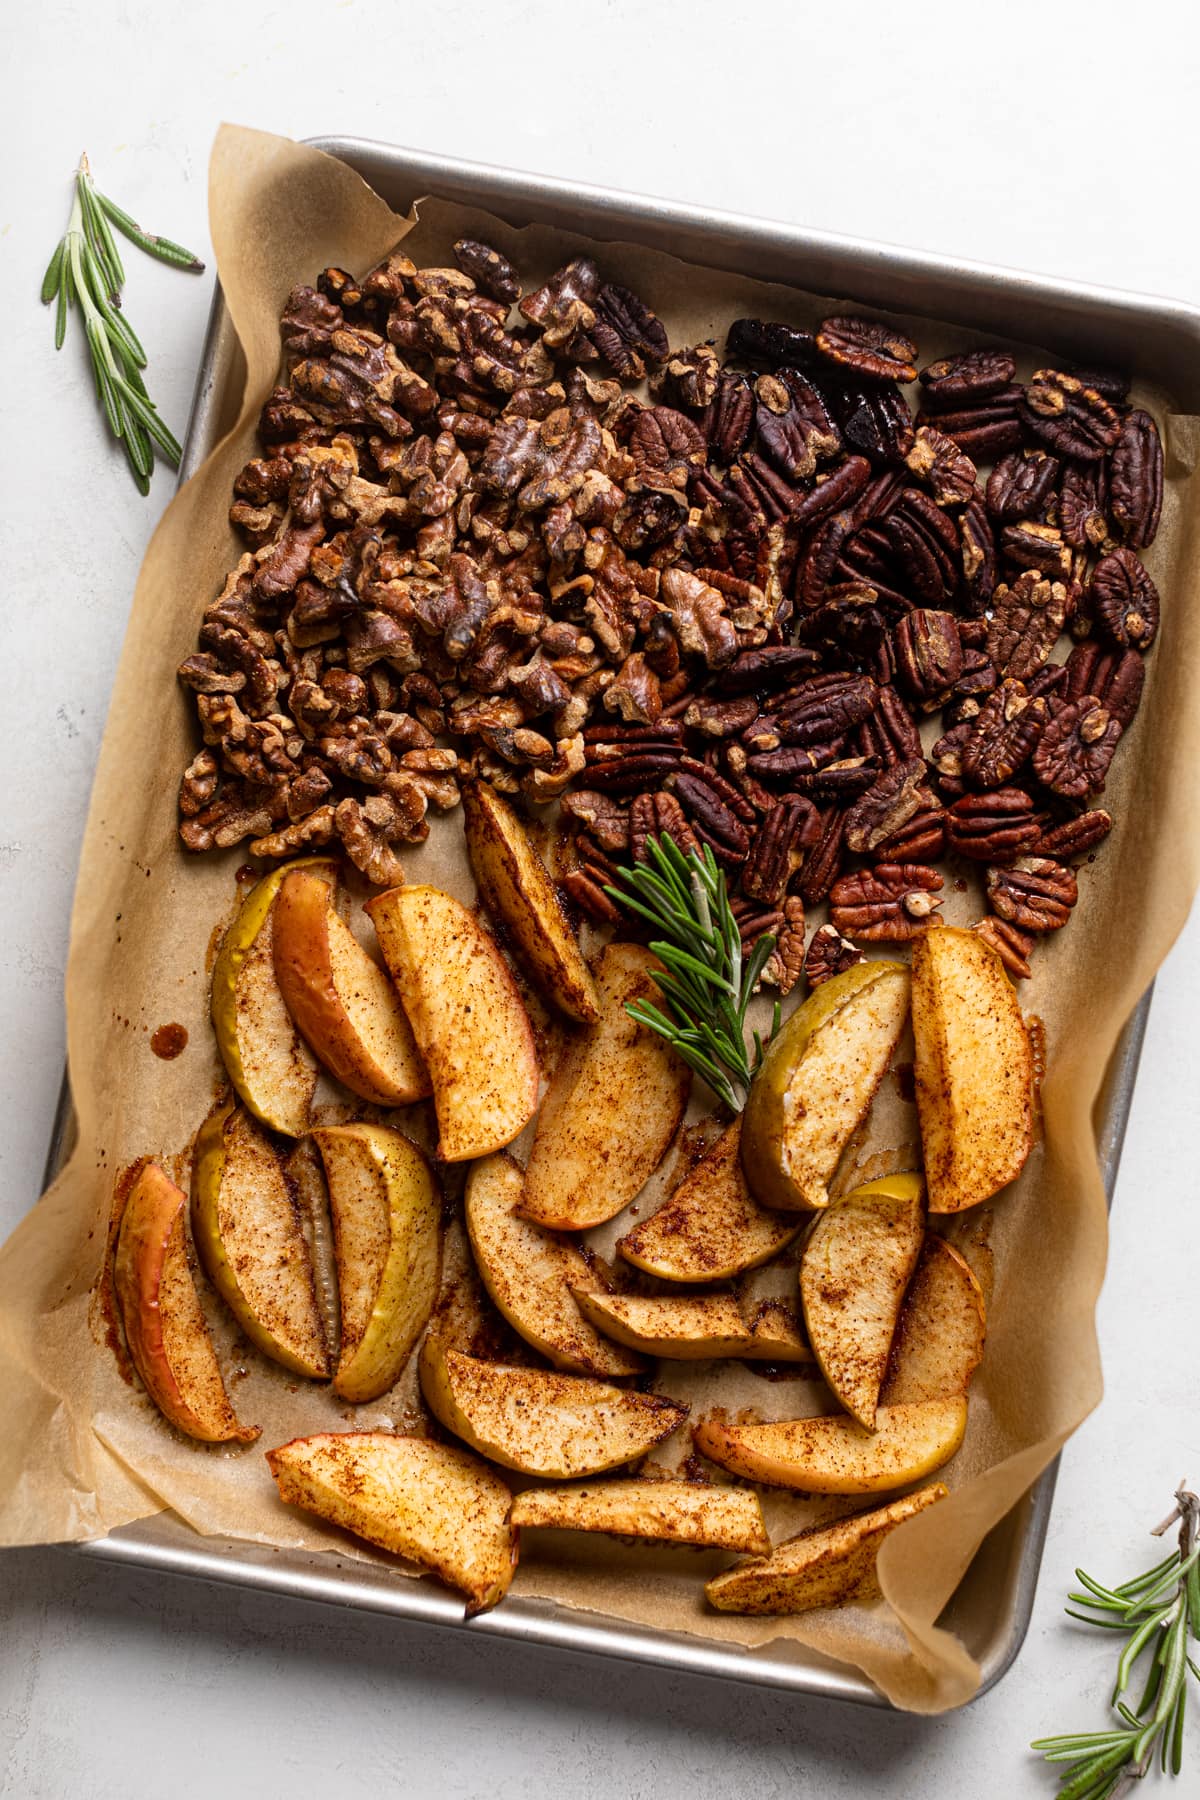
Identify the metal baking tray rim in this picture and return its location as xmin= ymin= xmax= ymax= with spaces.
xmin=49 ymin=134 xmax=1178 ymax=1710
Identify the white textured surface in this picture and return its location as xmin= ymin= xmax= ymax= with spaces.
xmin=2 ymin=3 xmax=1199 ymax=1794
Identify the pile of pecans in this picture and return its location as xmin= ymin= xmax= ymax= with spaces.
xmin=176 ymin=236 xmax=1163 ymax=987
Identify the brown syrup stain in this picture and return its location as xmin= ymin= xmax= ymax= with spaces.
xmin=891 ymin=1061 xmax=916 ymax=1103
xmin=150 ymin=1023 xmax=189 ymax=1060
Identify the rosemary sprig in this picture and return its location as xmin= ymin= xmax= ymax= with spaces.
xmin=605 ymin=835 xmax=779 ymax=1113
xmin=40 ymin=153 xmax=204 ymax=493
xmin=1033 ymin=1483 xmax=1200 ymax=1797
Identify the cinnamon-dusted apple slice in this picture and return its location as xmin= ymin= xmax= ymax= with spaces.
xmin=572 ymin=1291 xmax=812 ymax=1363
xmin=882 ymin=1235 xmax=987 ymax=1406
xmin=465 ymin=1153 xmax=644 ymax=1377
xmin=313 ymin=1123 xmax=441 ymax=1403
xmin=693 ymin=1399 xmax=967 ymax=1494
xmin=706 ymin=1484 xmax=948 ymax=1614
xmin=911 ymin=925 xmax=1034 ymax=1212
xmin=272 ymin=870 xmax=429 ymax=1106
xmin=511 ymin=1480 xmax=770 ymax=1553
xmin=617 ymin=1118 xmax=801 ymax=1282
xmin=462 ymin=779 xmax=600 ymax=1024
xmin=419 ymin=1341 xmax=687 ymax=1479
xmin=266 ymin=1432 xmax=516 ymax=1615
xmin=800 ymin=1173 xmax=925 ymax=1429
xmin=192 ymin=1100 xmax=330 ymax=1379
xmin=519 ymin=943 xmax=691 ymax=1231
xmin=741 ymin=961 xmax=912 ymax=1212
xmin=114 ymin=1162 xmax=259 ymax=1444
xmin=211 ymin=857 xmax=338 ymax=1137
xmin=366 ymin=884 xmax=539 ymax=1162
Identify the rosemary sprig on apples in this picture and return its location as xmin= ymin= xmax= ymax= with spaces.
xmin=40 ymin=153 xmax=205 ymax=493
xmin=606 ymin=835 xmax=778 ymax=1113
xmin=1033 ymin=1483 xmax=1200 ymax=1797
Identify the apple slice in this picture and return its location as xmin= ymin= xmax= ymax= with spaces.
xmin=617 ymin=1118 xmax=801 ymax=1283
xmin=693 ymin=1398 xmax=967 ymax=1493
xmin=272 ymin=870 xmax=430 ymax=1106
xmin=911 ymin=925 xmax=1034 ymax=1212
xmin=882 ymin=1235 xmax=987 ymax=1406
xmin=706 ymin=1484 xmax=948 ymax=1614
xmin=519 ymin=943 xmax=691 ymax=1231
xmin=114 ymin=1162 xmax=259 ymax=1444
xmin=511 ymin=1480 xmax=770 ymax=1552
xmin=191 ymin=1101 xmax=330 ymax=1379
xmin=419 ymin=1341 xmax=688 ymax=1478
xmin=741 ymin=961 xmax=911 ymax=1213
xmin=800 ymin=1173 xmax=925 ymax=1429
xmin=462 ymin=780 xmax=600 ymax=1024
xmin=266 ymin=1432 xmax=516 ymax=1614
xmin=465 ymin=1153 xmax=644 ymax=1377
xmin=366 ymin=884 xmax=539 ymax=1162
xmin=312 ymin=1123 xmax=441 ymax=1403
xmin=572 ymin=1291 xmax=812 ymax=1362
xmin=211 ymin=857 xmax=338 ymax=1137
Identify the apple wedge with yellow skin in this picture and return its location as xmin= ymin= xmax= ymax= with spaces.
xmin=519 ymin=943 xmax=691 ymax=1231
xmin=462 ymin=780 xmax=600 ymax=1024
xmin=192 ymin=1101 xmax=330 ymax=1379
xmin=313 ymin=1123 xmax=441 ymax=1403
xmin=366 ymin=884 xmax=539 ymax=1162
xmin=882 ymin=1235 xmax=986 ymax=1406
xmin=511 ymin=1480 xmax=770 ymax=1552
xmin=706 ymin=1483 xmax=948 ymax=1614
xmin=272 ymin=870 xmax=429 ymax=1106
xmin=741 ymin=961 xmax=911 ymax=1213
xmin=465 ymin=1153 xmax=644 ymax=1377
xmin=419 ymin=1340 xmax=688 ymax=1478
xmin=617 ymin=1118 xmax=800 ymax=1283
xmin=114 ymin=1163 xmax=259 ymax=1444
xmin=572 ymin=1290 xmax=812 ymax=1363
xmin=800 ymin=1173 xmax=925 ymax=1430
xmin=211 ymin=856 xmax=338 ymax=1137
xmin=911 ymin=925 xmax=1034 ymax=1213
xmin=693 ymin=1398 xmax=967 ymax=1493
xmin=266 ymin=1432 xmax=516 ymax=1615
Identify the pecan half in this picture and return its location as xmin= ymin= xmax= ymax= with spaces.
xmin=776 ymin=671 xmax=877 ymax=744
xmin=797 ymin=807 xmax=847 ymax=904
xmin=985 ymin=450 xmax=1060 ymax=523
xmin=629 ymin=790 xmax=698 ymax=862
xmin=1064 ymin=643 xmax=1145 ymax=729
xmin=816 ymin=316 xmax=918 ymax=384
xmin=452 ymin=238 xmax=521 ymax=305
xmin=959 ymin=495 xmax=998 ymax=614
xmin=832 ymin=383 xmax=915 ymax=466
xmin=986 ymin=857 xmax=1078 ymax=932
xmin=1109 ymin=410 xmax=1163 ymax=549
xmin=1032 ymin=696 xmax=1122 ymax=798
xmin=630 ymin=406 xmax=707 ymax=494
xmin=726 ymin=318 xmax=819 ymax=368
xmin=961 ymin=680 xmax=1048 ymax=790
xmin=1000 ymin=520 xmax=1071 ymax=579
xmin=919 ymin=349 xmax=1015 ymax=403
xmin=667 ymin=769 xmax=752 ymax=858
xmin=986 ymin=572 xmax=1071 ymax=683
xmin=944 ymin=789 xmax=1041 ymax=862
xmin=562 ymin=869 xmax=621 ymax=924
xmin=904 ymin=426 xmax=977 ymax=507
xmin=762 ymin=896 xmax=807 ymax=995
xmin=1036 ymin=808 xmax=1112 ymax=860
xmin=1020 ymin=370 xmax=1121 ymax=461
xmin=873 ymin=799 xmax=946 ymax=862
xmin=894 ymin=610 xmax=962 ymax=711
xmin=829 ymin=864 xmax=944 ymax=941
xmin=973 ymin=915 xmax=1035 ymax=979
xmin=1089 ymin=549 xmax=1160 ymax=651
xmin=590 ymin=282 xmax=669 ymax=378
xmin=804 ymin=923 xmax=866 ymax=988
xmin=722 ymin=645 xmax=823 ymax=693
xmin=1060 ymin=460 xmax=1111 ymax=552
xmin=843 ymin=757 xmax=928 ymax=856
xmin=741 ymin=797 xmax=819 ymax=903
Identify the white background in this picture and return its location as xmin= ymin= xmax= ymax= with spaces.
xmin=3 ymin=4 xmax=1199 ymax=1795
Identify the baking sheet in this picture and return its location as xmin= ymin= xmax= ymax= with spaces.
xmin=2 ymin=126 xmax=1199 ymax=1714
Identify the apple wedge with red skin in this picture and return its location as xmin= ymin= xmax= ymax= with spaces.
xmin=114 ymin=1162 xmax=259 ymax=1444
xmin=272 ymin=870 xmax=430 ymax=1107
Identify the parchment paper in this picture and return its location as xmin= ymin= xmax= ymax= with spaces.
xmin=2 ymin=124 xmax=1199 ymax=1713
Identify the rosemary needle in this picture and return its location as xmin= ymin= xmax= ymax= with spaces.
xmin=40 ymin=153 xmax=204 ymax=493
xmin=606 ymin=835 xmax=779 ymax=1113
